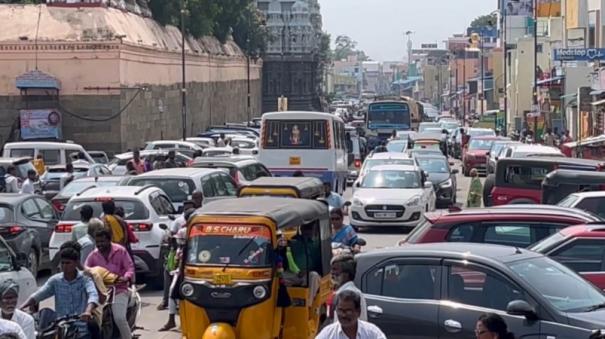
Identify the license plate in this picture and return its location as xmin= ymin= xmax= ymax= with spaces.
xmin=374 ymin=212 xmax=396 ymax=219
xmin=289 ymin=156 xmax=301 ymax=165
xmin=213 ymin=273 xmax=232 ymax=285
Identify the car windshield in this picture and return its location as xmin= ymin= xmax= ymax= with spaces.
xmin=386 ymin=141 xmax=408 ymax=152
xmin=362 ymin=158 xmax=414 ymax=174
xmin=417 ymin=158 xmax=449 ymax=173
xmin=419 ymin=123 xmax=440 ymax=132
xmin=60 ymin=179 xmax=121 ymax=196
xmin=469 ymin=139 xmax=494 ymax=150
xmin=469 ymin=129 xmax=495 ymax=137
xmin=0 ymin=206 xmax=14 ymax=223
xmin=186 ymin=224 xmax=272 ymax=267
xmin=508 ymin=257 xmax=605 ymax=312
xmin=556 ymin=194 xmax=580 ymax=208
xmin=62 ymin=199 xmax=149 ymax=220
xmin=127 ymin=178 xmax=195 ymax=203
xmin=362 ymin=170 xmax=421 ymax=189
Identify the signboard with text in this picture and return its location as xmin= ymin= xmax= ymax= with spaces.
xmin=19 ymin=109 xmax=62 ymax=140
xmin=554 ymin=48 xmax=605 ymax=61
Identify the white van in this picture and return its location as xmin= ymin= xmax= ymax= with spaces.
xmin=2 ymin=141 xmax=95 ymax=165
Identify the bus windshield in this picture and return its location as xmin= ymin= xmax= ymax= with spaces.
xmin=367 ymin=103 xmax=411 ymax=129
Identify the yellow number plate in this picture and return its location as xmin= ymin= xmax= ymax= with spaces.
xmin=213 ymin=273 xmax=232 ymax=285
xmin=289 ymin=156 xmax=301 ymax=165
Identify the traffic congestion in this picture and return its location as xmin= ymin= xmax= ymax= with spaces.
xmin=0 ymin=96 xmax=604 ymax=339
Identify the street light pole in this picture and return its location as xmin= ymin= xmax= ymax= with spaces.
xmin=533 ymin=0 xmax=539 ymax=137
xmin=480 ymin=32 xmax=485 ymax=116
xmin=180 ymin=0 xmax=187 ymax=141
xmin=246 ymin=38 xmax=251 ymax=125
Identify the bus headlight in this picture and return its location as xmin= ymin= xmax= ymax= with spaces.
xmin=181 ymin=283 xmax=194 ymax=297
xmin=253 ymin=285 xmax=267 ymax=299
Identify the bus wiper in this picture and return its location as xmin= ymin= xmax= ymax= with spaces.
xmin=221 ymin=236 xmax=256 ymax=272
xmin=586 ymin=302 xmax=605 ymax=312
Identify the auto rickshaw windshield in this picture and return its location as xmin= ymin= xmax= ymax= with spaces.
xmin=186 ymin=224 xmax=273 ymax=267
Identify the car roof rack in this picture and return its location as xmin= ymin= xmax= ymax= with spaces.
xmin=76 ymin=185 xmax=98 ymax=196
xmin=135 ymin=185 xmax=158 ymax=195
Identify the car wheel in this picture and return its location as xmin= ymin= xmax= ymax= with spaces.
xmin=28 ymin=249 xmax=38 ymax=278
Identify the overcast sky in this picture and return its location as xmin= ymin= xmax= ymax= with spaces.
xmin=319 ymin=0 xmax=497 ymax=62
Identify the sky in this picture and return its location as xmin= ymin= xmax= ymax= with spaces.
xmin=319 ymin=0 xmax=498 ymax=62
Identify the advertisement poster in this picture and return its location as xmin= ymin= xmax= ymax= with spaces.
xmin=20 ymin=109 xmax=62 ymax=140
xmin=503 ymin=0 xmax=533 ymax=16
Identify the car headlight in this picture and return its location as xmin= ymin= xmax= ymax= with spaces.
xmin=181 ymin=283 xmax=194 ymax=297
xmin=406 ymin=195 xmax=421 ymax=206
xmin=440 ymin=179 xmax=453 ymax=188
xmin=352 ymin=197 xmax=363 ymax=207
xmin=253 ymin=285 xmax=267 ymax=299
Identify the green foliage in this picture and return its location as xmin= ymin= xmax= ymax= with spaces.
xmin=334 ymin=34 xmax=369 ymax=61
xmin=232 ymin=3 xmax=270 ymax=58
xmin=470 ymin=13 xmax=497 ymax=28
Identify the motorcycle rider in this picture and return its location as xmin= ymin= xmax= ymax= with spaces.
xmin=21 ymin=245 xmax=100 ymax=339
xmin=330 ymin=208 xmax=360 ymax=253
xmin=323 ymin=182 xmax=344 ymax=210
xmin=85 ymin=228 xmax=134 ymax=339
xmin=0 ymin=280 xmax=34 ymax=339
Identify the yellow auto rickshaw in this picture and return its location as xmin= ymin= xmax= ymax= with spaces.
xmin=179 ymin=197 xmax=332 ymax=339
xmin=237 ymin=177 xmax=324 ymax=199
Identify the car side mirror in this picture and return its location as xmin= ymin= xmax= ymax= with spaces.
xmin=15 ymin=252 xmax=29 ymax=269
xmin=451 ymin=169 xmax=459 ymax=174
xmin=424 ymin=181 xmax=433 ymax=189
xmin=506 ymin=300 xmax=538 ymax=320
xmin=158 ymin=224 xmax=168 ymax=230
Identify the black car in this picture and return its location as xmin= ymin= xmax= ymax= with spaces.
xmin=415 ymin=154 xmax=458 ymax=206
xmin=0 ymin=193 xmax=58 ymax=276
xmin=356 ymin=242 xmax=605 ymax=338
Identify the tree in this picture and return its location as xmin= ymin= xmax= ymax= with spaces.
xmin=469 ymin=13 xmax=497 ymax=28
xmin=232 ymin=3 xmax=271 ymax=58
xmin=334 ymin=35 xmax=357 ymax=60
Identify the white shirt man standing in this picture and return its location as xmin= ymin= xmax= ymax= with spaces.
xmin=19 ymin=170 xmax=36 ymax=195
xmin=4 ymin=166 xmax=19 ymax=193
xmin=316 ymin=290 xmax=386 ymax=339
xmin=0 ymin=280 xmax=33 ymax=339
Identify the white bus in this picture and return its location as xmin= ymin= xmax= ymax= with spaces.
xmin=259 ymin=111 xmax=348 ymax=194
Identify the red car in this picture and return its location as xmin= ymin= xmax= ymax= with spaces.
xmin=462 ymin=136 xmax=502 ymax=176
xmin=529 ymin=224 xmax=605 ymax=290
xmin=401 ymin=205 xmax=602 ymax=248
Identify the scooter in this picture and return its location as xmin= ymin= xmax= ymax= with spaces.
xmin=100 ymin=284 xmax=144 ymax=339
xmin=34 ymin=308 xmax=81 ymax=339
xmin=331 ymin=238 xmax=366 ymax=257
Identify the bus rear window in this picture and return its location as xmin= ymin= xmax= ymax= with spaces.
xmin=263 ymin=120 xmax=328 ymax=149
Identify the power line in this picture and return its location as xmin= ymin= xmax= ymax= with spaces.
xmin=57 ymin=88 xmax=143 ymax=122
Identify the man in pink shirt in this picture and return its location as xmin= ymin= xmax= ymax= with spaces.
xmin=85 ymin=228 xmax=134 ymax=339
xmin=129 ymin=149 xmax=145 ymax=174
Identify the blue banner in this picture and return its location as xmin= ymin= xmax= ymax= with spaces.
xmin=20 ymin=109 xmax=62 ymax=140
xmin=554 ymin=48 xmax=605 ymax=61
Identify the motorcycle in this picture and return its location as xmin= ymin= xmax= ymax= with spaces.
xmin=331 ymin=238 xmax=366 ymax=256
xmin=34 ymin=308 xmax=81 ymax=339
xmin=100 ymin=284 xmax=143 ymax=339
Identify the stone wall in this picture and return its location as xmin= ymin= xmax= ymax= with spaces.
xmin=0 ymin=5 xmax=262 ymax=153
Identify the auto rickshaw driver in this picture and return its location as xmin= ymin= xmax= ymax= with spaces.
xmin=279 ymin=225 xmax=322 ymax=305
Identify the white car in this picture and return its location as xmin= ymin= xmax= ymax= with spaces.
xmin=0 ymin=236 xmax=36 ymax=305
xmin=144 ymin=140 xmax=205 ymax=153
xmin=353 ymin=152 xmax=417 ymax=191
xmin=229 ymin=137 xmax=259 ymax=156
xmin=49 ymin=186 xmax=175 ymax=287
xmin=557 ymin=191 xmax=605 ymax=219
xmin=123 ymin=168 xmax=237 ymax=211
xmin=500 ymin=144 xmax=564 ymax=159
xmin=186 ymin=137 xmax=215 ymax=148
xmin=350 ymin=164 xmax=436 ymax=229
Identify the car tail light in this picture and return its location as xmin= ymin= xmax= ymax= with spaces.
xmin=0 ymin=226 xmax=24 ymax=236
xmin=55 ymin=224 xmax=73 ymax=233
xmin=130 ymin=223 xmax=152 ymax=232
xmin=52 ymin=200 xmax=65 ymax=212
xmin=95 ymin=197 xmax=113 ymax=202
xmin=354 ymin=159 xmax=361 ymax=168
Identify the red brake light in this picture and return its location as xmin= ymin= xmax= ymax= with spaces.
xmin=52 ymin=200 xmax=65 ymax=212
xmin=130 ymin=223 xmax=152 ymax=232
xmin=95 ymin=197 xmax=113 ymax=202
xmin=354 ymin=159 xmax=362 ymax=168
xmin=0 ymin=226 xmax=24 ymax=236
xmin=54 ymin=224 xmax=73 ymax=233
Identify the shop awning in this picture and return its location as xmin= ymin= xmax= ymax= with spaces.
xmin=592 ymin=99 xmax=605 ymax=106
xmin=16 ymin=70 xmax=61 ymax=90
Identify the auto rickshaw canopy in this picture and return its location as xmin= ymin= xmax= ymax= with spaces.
xmin=193 ymin=197 xmax=329 ymax=229
xmin=237 ymin=177 xmax=324 ymax=199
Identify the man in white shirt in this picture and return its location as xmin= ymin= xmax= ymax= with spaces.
xmin=316 ymin=290 xmax=386 ymax=339
xmin=330 ymin=254 xmax=366 ymax=322
xmin=323 ymin=182 xmax=344 ymax=210
xmin=19 ymin=170 xmax=37 ymax=195
xmin=0 ymin=280 xmax=32 ymax=339
xmin=4 ymin=166 xmax=19 ymax=193
xmin=0 ymin=318 xmax=26 ymax=339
